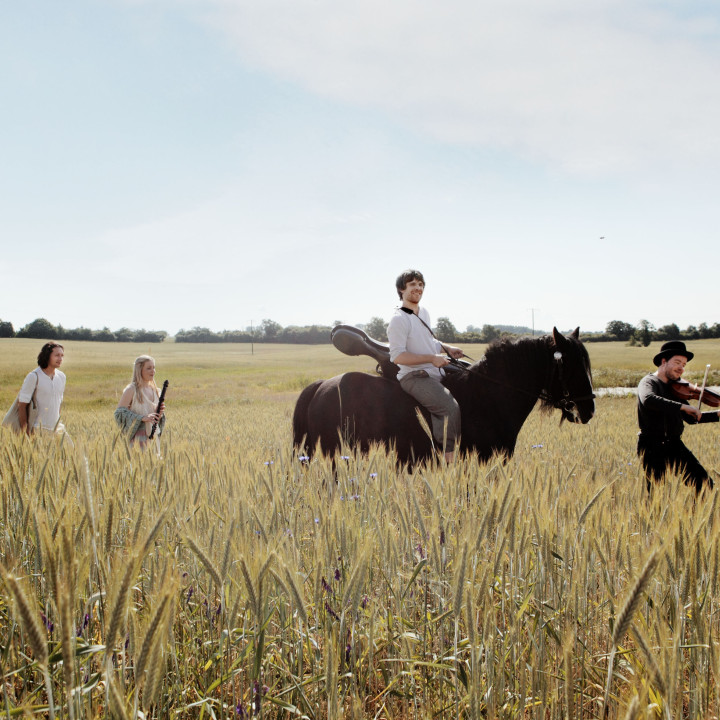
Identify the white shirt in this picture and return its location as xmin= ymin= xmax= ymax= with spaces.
xmin=387 ymin=306 xmax=444 ymax=381
xmin=18 ymin=368 xmax=66 ymax=430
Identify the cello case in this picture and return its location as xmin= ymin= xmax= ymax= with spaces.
xmin=330 ymin=325 xmax=398 ymax=379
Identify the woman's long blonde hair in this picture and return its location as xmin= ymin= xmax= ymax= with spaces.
xmin=131 ymin=355 xmax=159 ymax=395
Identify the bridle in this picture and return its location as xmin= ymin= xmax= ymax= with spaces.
xmin=539 ymin=351 xmax=596 ymax=414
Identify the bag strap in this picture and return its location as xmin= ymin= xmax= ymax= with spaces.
xmin=28 ymin=369 xmax=40 ymax=406
xmin=398 ymin=306 xmax=475 ymax=363
xmin=399 ymin=306 xmax=447 ymax=350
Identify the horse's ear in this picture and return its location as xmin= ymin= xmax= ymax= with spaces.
xmin=552 ymin=327 xmax=565 ymax=347
xmin=570 ymin=327 xmax=580 ymax=340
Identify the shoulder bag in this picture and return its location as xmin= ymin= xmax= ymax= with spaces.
xmin=2 ymin=371 xmax=40 ymax=433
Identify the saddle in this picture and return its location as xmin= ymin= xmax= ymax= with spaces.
xmin=330 ymin=324 xmax=470 ymax=380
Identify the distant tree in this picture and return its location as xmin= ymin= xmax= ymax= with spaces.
xmin=434 ymin=316 xmax=457 ymax=342
xmin=684 ymin=325 xmax=699 ymax=340
xmin=635 ymin=319 xmax=655 ymax=346
xmin=0 ymin=320 xmax=14 ymax=337
xmin=710 ymin=323 xmax=720 ymax=339
xmin=656 ymin=323 xmax=680 ymax=340
xmin=481 ymin=324 xmax=501 ymax=342
xmin=115 ymin=327 xmax=136 ymax=342
xmin=134 ymin=329 xmax=167 ymax=343
xmin=67 ymin=326 xmax=93 ymax=341
xmin=176 ymin=327 xmax=217 ymax=343
xmin=17 ymin=318 xmax=58 ymax=339
xmin=605 ymin=320 xmax=635 ymax=341
xmin=698 ymin=322 xmax=710 ymax=339
xmin=459 ymin=330 xmax=483 ymax=342
xmin=94 ymin=327 xmax=116 ymax=342
xmin=261 ymin=319 xmax=282 ymax=341
xmin=221 ymin=330 xmax=253 ymax=342
xmin=365 ymin=317 xmax=389 ymax=342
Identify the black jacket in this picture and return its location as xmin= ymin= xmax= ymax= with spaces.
xmin=637 ymin=373 xmax=718 ymax=439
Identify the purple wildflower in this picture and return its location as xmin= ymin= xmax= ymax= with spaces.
xmin=325 ymin=601 xmax=340 ymax=621
xmin=40 ymin=612 xmax=53 ymax=632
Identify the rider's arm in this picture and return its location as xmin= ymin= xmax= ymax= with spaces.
xmin=393 ymin=350 xmax=449 ymax=368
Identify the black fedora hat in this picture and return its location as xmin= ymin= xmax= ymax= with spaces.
xmin=653 ymin=340 xmax=694 ymax=366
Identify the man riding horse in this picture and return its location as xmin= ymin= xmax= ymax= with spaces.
xmin=387 ymin=270 xmax=464 ymax=462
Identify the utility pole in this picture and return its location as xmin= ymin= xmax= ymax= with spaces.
xmin=529 ymin=308 xmax=539 ymax=336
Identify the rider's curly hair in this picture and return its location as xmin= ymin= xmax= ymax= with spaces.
xmin=395 ymin=269 xmax=425 ymax=300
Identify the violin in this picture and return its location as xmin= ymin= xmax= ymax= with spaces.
xmin=669 ymin=379 xmax=720 ymax=408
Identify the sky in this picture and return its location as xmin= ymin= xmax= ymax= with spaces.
xmin=2 ymin=0 xmax=720 ymax=337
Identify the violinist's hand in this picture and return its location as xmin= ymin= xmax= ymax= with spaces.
xmin=681 ymin=404 xmax=702 ymax=422
xmin=430 ymin=354 xmax=450 ymax=368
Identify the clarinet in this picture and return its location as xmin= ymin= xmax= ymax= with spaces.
xmin=149 ymin=380 xmax=169 ymax=440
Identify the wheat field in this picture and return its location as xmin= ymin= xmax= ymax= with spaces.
xmin=2 ymin=338 xmax=720 ymax=719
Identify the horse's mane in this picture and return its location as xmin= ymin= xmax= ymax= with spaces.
xmin=470 ymin=334 xmax=553 ymax=375
xmin=445 ymin=333 xmax=558 ymax=410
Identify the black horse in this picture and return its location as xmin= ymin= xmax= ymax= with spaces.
xmin=293 ymin=327 xmax=595 ymax=465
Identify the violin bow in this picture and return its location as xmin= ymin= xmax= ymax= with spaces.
xmin=698 ymin=364 xmax=711 ymax=411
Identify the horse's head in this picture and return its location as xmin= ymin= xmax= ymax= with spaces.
xmin=547 ymin=327 xmax=595 ymax=424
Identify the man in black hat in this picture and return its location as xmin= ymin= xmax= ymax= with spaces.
xmin=637 ymin=340 xmax=719 ymax=493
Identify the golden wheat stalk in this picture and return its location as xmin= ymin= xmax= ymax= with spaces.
xmin=104 ymin=555 xmax=137 ymax=660
xmin=602 ymin=549 xmax=659 ymax=718
xmin=136 ymin=592 xmax=172 ymax=685
xmin=186 ymin=537 xmax=222 ymax=589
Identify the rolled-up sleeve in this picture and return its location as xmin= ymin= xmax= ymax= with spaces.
xmin=17 ymin=372 xmax=38 ymax=403
xmin=387 ymin=314 xmax=409 ymax=363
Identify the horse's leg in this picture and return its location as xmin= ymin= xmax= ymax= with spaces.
xmin=292 ymin=380 xmax=324 ymax=458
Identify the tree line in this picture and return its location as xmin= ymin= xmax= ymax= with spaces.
xmin=589 ymin=320 xmax=720 ymax=345
xmin=2 ymin=316 xmax=720 ymax=346
xmin=0 ymin=318 xmax=167 ymax=343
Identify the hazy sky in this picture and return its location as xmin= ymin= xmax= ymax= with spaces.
xmin=2 ymin=0 xmax=719 ymax=336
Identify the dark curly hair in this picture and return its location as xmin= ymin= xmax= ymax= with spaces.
xmin=395 ymin=269 xmax=425 ymax=300
xmin=37 ymin=342 xmax=64 ymax=369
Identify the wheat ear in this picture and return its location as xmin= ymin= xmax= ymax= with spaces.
xmin=602 ymin=550 xmax=658 ymax=719
xmin=2 ymin=571 xmax=48 ymax=667
xmin=135 ymin=592 xmax=172 ymax=684
xmin=613 ymin=550 xmax=659 ymax=645
xmin=105 ymin=555 xmax=137 ymax=659
xmin=186 ymin=537 xmax=222 ymax=588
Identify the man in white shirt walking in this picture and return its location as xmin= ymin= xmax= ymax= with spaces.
xmin=18 ymin=342 xmax=67 ymax=435
xmin=387 ymin=270 xmax=463 ymax=462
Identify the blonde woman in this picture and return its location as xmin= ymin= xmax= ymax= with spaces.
xmin=114 ymin=355 xmax=165 ymax=448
